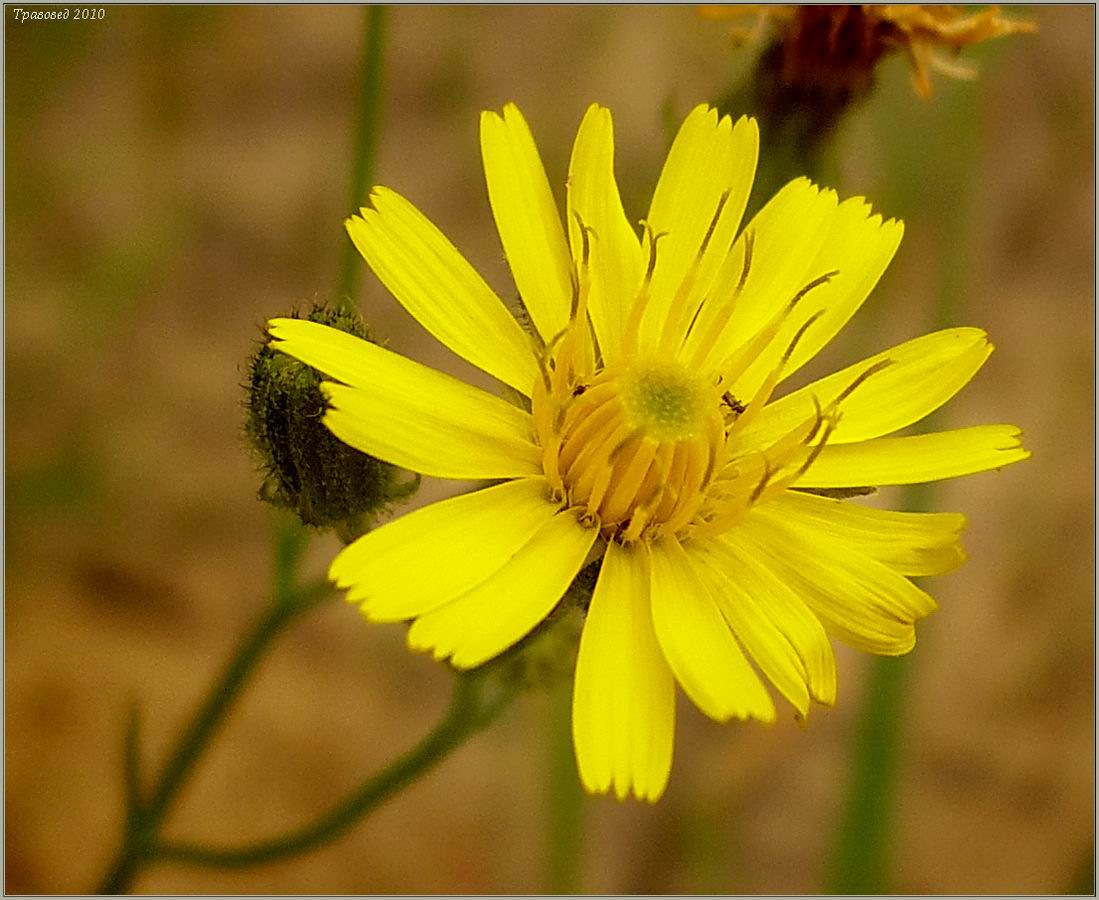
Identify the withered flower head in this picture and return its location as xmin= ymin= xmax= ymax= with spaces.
xmin=702 ymin=4 xmax=1037 ymax=100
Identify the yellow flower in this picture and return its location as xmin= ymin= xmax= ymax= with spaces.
xmin=268 ymin=104 xmax=1029 ymax=801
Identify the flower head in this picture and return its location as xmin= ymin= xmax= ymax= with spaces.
xmin=268 ymin=103 xmax=1029 ymax=801
xmin=702 ymin=4 xmax=1037 ymax=100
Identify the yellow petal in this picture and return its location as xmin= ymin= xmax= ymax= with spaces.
xmin=732 ymin=195 xmax=903 ymax=399
xmin=573 ymin=541 xmax=675 ymax=802
xmin=740 ymin=328 xmax=993 ymax=448
xmin=406 ymin=508 xmax=597 ymax=669
xmin=322 ymin=380 xmax=540 ymax=481
xmin=798 ymin=425 xmax=1031 ymax=487
xmin=682 ymin=177 xmax=838 ymax=369
xmin=648 ymin=537 xmax=775 ymax=723
xmin=736 ymin=509 xmax=938 ymax=655
xmin=267 ymin=318 xmax=542 ymax=480
xmin=641 ymin=106 xmax=759 ymax=354
xmin=685 ymin=180 xmax=902 ymax=396
xmin=689 ymin=541 xmax=811 ymax=716
xmin=771 ymin=490 xmax=967 ymax=577
xmin=780 ymin=199 xmax=904 ymax=378
xmin=566 ymin=104 xmax=644 ymax=362
xmin=481 ymin=103 xmax=574 ymax=344
xmin=712 ymin=535 xmax=838 ymax=706
xmin=331 ymin=478 xmax=557 ymax=622
xmin=346 ymin=188 xmax=538 ymax=394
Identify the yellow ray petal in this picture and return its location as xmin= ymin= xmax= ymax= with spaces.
xmin=689 ymin=541 xmax=811 ymax=716
xmin=331 ymin=478 xmax=558 ymax=622
xmin=711 ymin=535 xmax=838 ymax=706
xmin=798 ymin=425 xmax=1031 ymax=487
xmin=641 ymin=106 xmax=758 ymax=354
xmin=778 ymin=199 xmax=903 ymax=378
xmin=481 ymin=103 xmax=574 ymax=344
xmin=648 ymin=537 xmax=775 ymax=723
xmin=682 ymin=177 xmax=838 ymax=369
xmin=321 ymin=380 xmax=540 ymax=481
xmin=685 ymin=181 xmax=902 ymax=395
xmin=736 ymin=510 xmax=938 ymax=655
xmin=573 ymin=541 xmax=675 ymax=802
xmin=567 ymin=104 xmax=644 ymax=363
xmin=731 ymin=196 xmax=903 ymax=399
xmin=771 ymin=490 xmax=967 ymax=577
xmin=346 ymin=188 xmax=538 ymax=394
xmin=406 ymin=508 xmax=598 ymax=669
xmin=267 ymin=318 xmax=542 ymax=480
xmin=740 ymin=328 xmax=993 ymax=448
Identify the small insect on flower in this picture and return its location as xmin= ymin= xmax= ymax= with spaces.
xmin=267 ymin=103 xmax=1029 ymax=802
xmin=721 ymin=391 xmax=747 ymax=416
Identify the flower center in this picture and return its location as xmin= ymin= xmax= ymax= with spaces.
xmin=618 ymin=363 xmax=709 ymax=443
xmin=538 ymin=358 xmax=726 ymax=543
xmin=527 ymin=211 xmax=872 ymax=546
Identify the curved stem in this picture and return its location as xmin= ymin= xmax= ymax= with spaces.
xmin=96 ymin=576 xmax=333 ymax=895
xmin=153 ymin=671 xmax=515 ymax=869
xmin=147 ymin=593 xmax=327 ymax=826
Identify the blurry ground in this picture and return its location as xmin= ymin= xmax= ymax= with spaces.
xmin=5 ymin=4 xmax=1093 ymax=894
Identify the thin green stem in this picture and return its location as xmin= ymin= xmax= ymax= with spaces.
xmin=826 ymin=652 xmax=912 ymax=893
xmin=152 ymin=672 xmax=516 ymax=869
xmin=144 ymin=595 xmax=327 ymax=827
xmin=544 ymin=683 xmax=586 ymax=893
xmin=336 ymin=5 xmax=388 ymax=309
xmin=826 ymin=74 xmax=982 ymax=894
xmin=122 ymin=701 xmax=143 ymax=818
xmin=97 ymin=570 xmax=333 ymax=894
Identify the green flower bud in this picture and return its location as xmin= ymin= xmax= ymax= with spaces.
xmin=243 ymin=303 xmax=418 ymax=541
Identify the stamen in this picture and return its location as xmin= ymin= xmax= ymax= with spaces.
xmin=726 ymin=308 xmax=826 ymax=443
xmin=622 ymin=224 xmax=667 ymax=355
xmin=714 ymin=270 xmax=837 ymax=388
xmin=758 ymin=415 xmax=839 ymax=503
xmin=782 ymin=308 xmax=826 ymax=363
xmin=789 ymin=269 xmax=839 ymax=307
xmin=748 ymin=458 xmax=774 ymax=504
xmin=831 ymin=358 xmax=893 ymax=406
xmin=684 ymin=228 xmax=756 ymax=369
xmin=736 ymin=229 xmax=755 ymax=294
xmin=697 ymin=190 xmax=731 ymax=261
xmin=572 ymin=209 xmax=595 ymax=268
xmin=662 ymin=191 xmax=732 ymax=354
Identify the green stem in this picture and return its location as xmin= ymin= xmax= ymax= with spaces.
xmin=825 ymin=652 xmax=912 ymax=893
xmin=147 ymin=596 xmax=328 ymax=827
xmin=152 ymin=671 xmax=515 ymax=869
xmin=544 ymin=683 xmax=585 ymax=893
xmin=97 ymin=574 xmax=332 ymax=895
xmin=826 ymin=73 xmax=983 ymax=895
xmin=336 ymin=4 xmax=389 ymax=309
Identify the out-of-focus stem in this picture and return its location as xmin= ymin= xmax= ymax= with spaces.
xmin=337 ymin=5 xmax=389 ymax=309
xmin=544 ymin=683 xmax=586 ymax=893
xmin=826 ymin=72 xmax=981 ymax=893
xmin=96 ymin=529 xmax=332 ymax=893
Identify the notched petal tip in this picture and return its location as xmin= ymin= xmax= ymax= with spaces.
xmin=580 ymin=100 xmax=610 ymax=119
xmin=479 ymin=108 xmax=504 ymax=137
xmin=1003 ymin=429 xmax=1033 ymax=465
xmin=736 ymin=113 xmax=761 ymax=139
xmin=687 ymin=101 xmax=716 ymax=119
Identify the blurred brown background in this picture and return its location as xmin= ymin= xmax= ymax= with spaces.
xmin=5 ymin=4 xmax=1093 ymax=894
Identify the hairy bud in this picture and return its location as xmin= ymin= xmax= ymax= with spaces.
xmin=244 ymin=303 xmax=417 ymax=541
